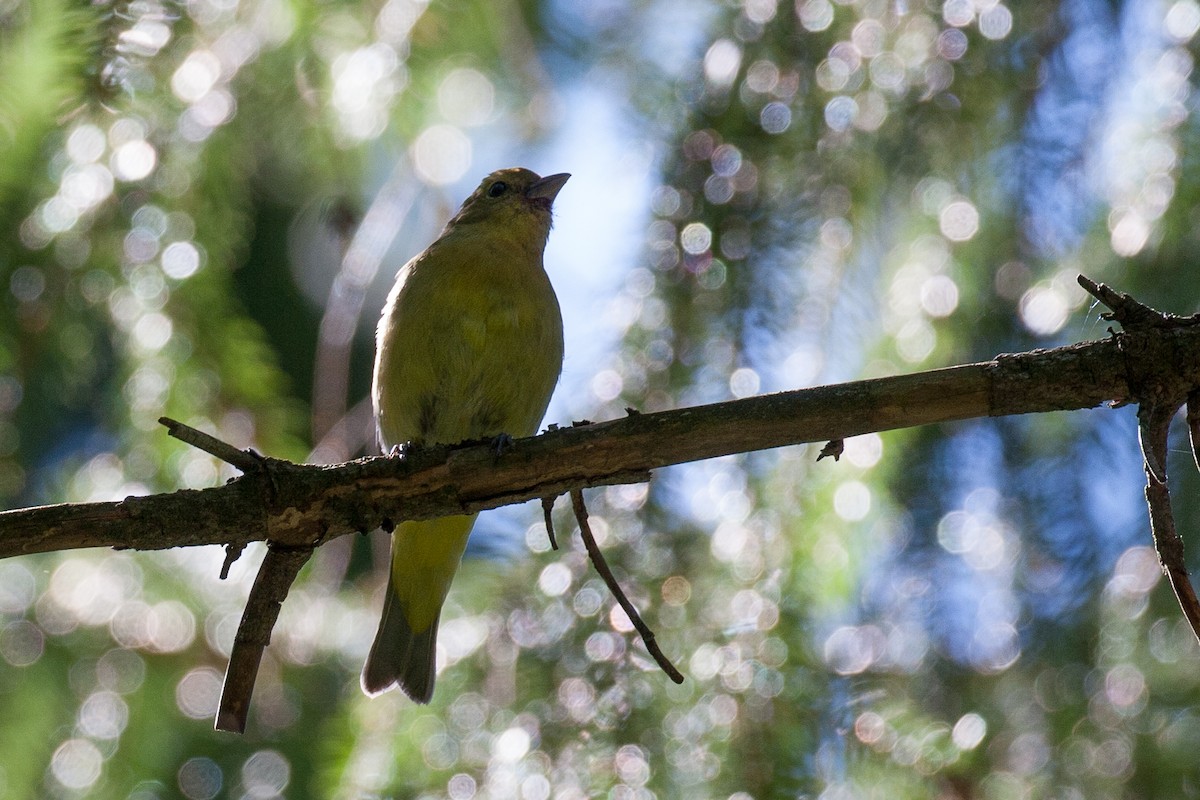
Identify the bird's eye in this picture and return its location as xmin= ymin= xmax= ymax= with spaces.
xmin=487 ymin=181 xmax=508 ymax=198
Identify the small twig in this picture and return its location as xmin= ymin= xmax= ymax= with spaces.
xmin=569 ymin=489 xmax=684 ymax=684
xmin=1078 ymin=274 xmax=1200 ymax=328
xmin=220 ymin=543 xmax=246 ymax=580
xmin=817 ymin=439 xmax=844 ymax=462
xmin=541 ymin=496 xmax=558 ymax=550
xmin=215 ymin=545 xmax=313 ymax=733
xmin=159 ymin=417 xmax=266 ymax=474
xmin=1138 ymin=402 xmax=1200 ymax=646
xmin=1137 ymin=404 xmax=1169 ymax=486
xmin=1187 ymin=391 xmax=1200 ymax=475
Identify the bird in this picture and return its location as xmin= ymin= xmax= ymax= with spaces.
xmin=361 ymin=167 xmax=568 ymax=703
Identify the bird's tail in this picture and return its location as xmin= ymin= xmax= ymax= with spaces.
xmin=361 ymin=514 xmax=477 ymax=702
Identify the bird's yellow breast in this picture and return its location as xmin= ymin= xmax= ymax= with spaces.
xmin=372 ymin=224 xmax=564 ymax=450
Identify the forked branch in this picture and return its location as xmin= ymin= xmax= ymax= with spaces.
xmin=1079 ymin=275 xmax=1200 ymax=647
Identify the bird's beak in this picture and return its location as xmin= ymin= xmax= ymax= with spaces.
xmin=526 ymin=173 xmax=570 ymax=203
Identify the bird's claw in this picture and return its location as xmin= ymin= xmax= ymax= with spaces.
xmin=491 ymin=433 xmax=515 ymax=457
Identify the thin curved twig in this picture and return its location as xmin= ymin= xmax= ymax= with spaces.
xmin=570 ymin=489 xmax=684 ymax=684
xmin=1137 ymin=387 xmax=1200 ymax=645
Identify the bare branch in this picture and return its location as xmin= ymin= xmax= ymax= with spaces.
xmin=160 ymin=417 xmax=269 ymax=474
xmin=1138 ymin=402 xmax=1200 ymax=646
xmin=216 ymin=544 xmax=314 ymax=733
xmin=9 ymin=317 xmax=1191 ymax=559
xmin=1078 ymin=274 xmax=1200 ymax=329
xmin=570 ymin=489 xmax=684 ymax=684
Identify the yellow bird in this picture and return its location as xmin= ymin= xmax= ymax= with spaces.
xmin=362 ymin=168 xmax=567 ymax=702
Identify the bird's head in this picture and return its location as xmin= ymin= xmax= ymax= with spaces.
xmin=446 ymin=168 xmax=570 ymax=237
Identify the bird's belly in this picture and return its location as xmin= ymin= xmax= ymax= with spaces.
xmin=377 ymin=294 xmax=561 ymax=448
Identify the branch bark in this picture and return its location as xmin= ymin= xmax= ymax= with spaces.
xmin=2 ymin=303 xmax=1199 ymax=559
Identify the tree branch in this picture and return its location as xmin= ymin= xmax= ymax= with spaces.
xmin=571 ymin=489 xmax=684 ymax=683
xmin=4 ymin=275 xmax=1200 ymax=733
xmin=216 ymin=544 xmax=314 ymax=733
xmin=3 ymin=294 xmax=1200 ymax=559
xmin=1069 ymin=275 xmax=1200 ymax=648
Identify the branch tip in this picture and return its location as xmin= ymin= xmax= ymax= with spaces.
xmin=159 ymin=417 xmax=264 ymax=474
xmin=817 ymin=439 xmax=844 ymax=462
xmin=220 ymin=543 xmax=245 ymax=580
xmin=541 ymin=495 xmax=559 ymax=550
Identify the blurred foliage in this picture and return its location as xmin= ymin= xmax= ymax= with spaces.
xmin=1 ymin=0 xmax=1199 ymax=797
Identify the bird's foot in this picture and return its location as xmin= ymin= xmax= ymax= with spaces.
xmin=387 ymin=439 xmax=423 ymax=458
xmin=490 ymin=432 xmax=515 ymax=458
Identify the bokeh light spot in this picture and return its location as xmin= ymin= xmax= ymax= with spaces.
xmin=162 ymin=241 xmax=202 ymax=279
xmin=1019 ymin=285 xmax=1069 ymax=336
xmin=920 ymin=275 xmax=959 ymax=317
xmin=176 ymin=666 xmax=222 ymax=719
xmin=78 ymin=690 xmax=129 ymax=740
xmin=939 ymin=200 xmax=979 ymax=241
xmin=332 ymin=43 xmax=402 ymax=142
xmin=241 ymin=750 xmax=290 ymax=799
xmin=591 ymin=369 xmax=623 ymax=402
xmin=834 ymin=481 xmax=871 ymax=521
xmin=937 ymin=28 xmax=969 ymax=60
xmin=729 ymin=367 xmax=760 ymax=398
xmin=133 ymin=312 xmax=174 ymax=353
xmin=703 ymin=39 xmax=741 ymax=88
xmin=0 ymin=620 xmax=44 ymax=666
xmin=447 ymin=773 xmax=476 ymax=799
xmin=67 ymin=124 xmax=106 ymax=164
xmin=843 ymin=433 xmax=883 ymax=469
xmin=760 ymin=101 xmax=792 ymax=133
xmin=50 ymin=739 xmax=103 ymax=790
xmin=412 ymin=124 xmax=472 ymax=186
xmin=943 ymin=0 xmax=974 ymax=27
xmin=537 ymin=562 xmax=572 ymax=597
xmin=1166 ymin=0 xmax=1200 ymax=41
xmin=824 ymin=96 xmax=858 ymax=132
xmin=0 ymin=562 xmax=36 ymax=614
xmin=662 ymin=575 xmax=691 ymax=606
xmin=680 ymin=222 xmax=712 ymax=254
xmin=952 ymin=713 xmax=987 ymax=750
xmin=825 ymin=625 xmax=884 ymax=674
xmin=111 ymin=140 xmax=157 ymax=182
xmin=492 ymin=727 xmax=531 ymax=763
xmin=178 ymin=757 xmax=223 ymax=800
xmin=798 ymin=0 xmax=834 ymax=32
xmin=1105 ymin=663 xmax=1147 ymax=714
xmin=895 ymin=318 xmax=936 ymax=363
xmin=1109 ymin=209 xmax=1149 ymax=256
xmin=979 ymin=4 xmax=1014 ymax=40
xmin=172 ymin=49 xmax=222 ymax=103
xmin=438 ymin=68 xmax=495 ymax=126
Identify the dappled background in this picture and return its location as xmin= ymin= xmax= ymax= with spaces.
xmin=1 ymin=0 xmax=1200 ymax=796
